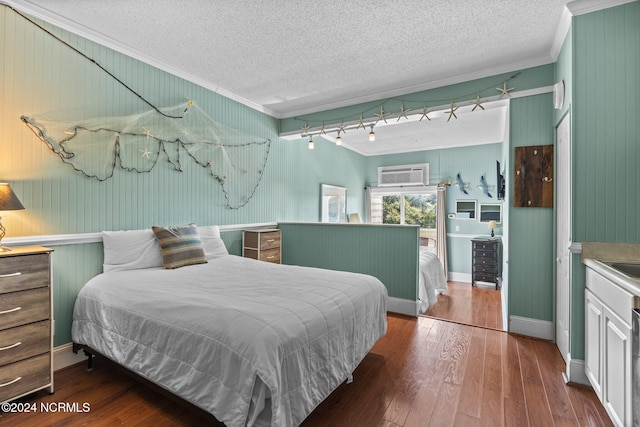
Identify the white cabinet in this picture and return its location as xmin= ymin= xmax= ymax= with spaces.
xmin=585 ymin=268 xmax=633 ymax=427
xmin=585 ymin=290 xmax=602 ymax=398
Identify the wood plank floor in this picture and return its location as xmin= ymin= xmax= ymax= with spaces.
xmin=423 ymin=281 xmax=504 ymax=330
xmin=0 ymin=315 xmax=611 ymax=427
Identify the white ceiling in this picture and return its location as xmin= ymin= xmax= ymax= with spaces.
xmin=4 ymin=0 xmax=630 ymax=155
xmin=327 ymin=99 xmax=510 ymax=156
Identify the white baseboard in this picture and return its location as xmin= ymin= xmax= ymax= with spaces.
xmin=565 ymin=354 xmax=590 ymax=385
xmin=53 ymin=343 xmax=88 ymax=371
xmin=448 ymin=272 xmax=471 ymax=283
xmin=387 ymin=297 xmax=418 ymax=317
xmin=508 ymin=315 xmax=554 ymax=340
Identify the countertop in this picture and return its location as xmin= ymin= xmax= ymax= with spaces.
xmin=582 ymin=241 xmax=640 ymax=298
xmin=584 ymin=258 xmax=640 ymax=298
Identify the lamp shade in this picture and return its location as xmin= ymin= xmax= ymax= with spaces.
xmin=349 ymin=213 xmax=362 ymax=224
xmin=488 ymin=220 xmax=497 ymax=230
xmin=0 ymin=183 xmax=25 ymax=211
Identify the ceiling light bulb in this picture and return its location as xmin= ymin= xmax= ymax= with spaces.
xmin=369 ymin=125 xmax=375 ymax=142
xmin=336 ymin=134 xmax=342 ymax=145
xmin=308 ymin=137 xmax=314 ymax=150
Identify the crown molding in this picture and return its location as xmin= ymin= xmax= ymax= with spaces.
xmin=550 ymin=6 xmax=573 ymax=61
xmin=566 ymin=0 xmax=637 ymax=16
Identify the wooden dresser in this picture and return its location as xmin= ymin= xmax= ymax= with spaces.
xmin=242 ymin=229 xmax=281 ymax=264
xmin=0 ymin=246 xmax=53 ymax=403
xmin=471 ymin=238 xmax=502 ymax=289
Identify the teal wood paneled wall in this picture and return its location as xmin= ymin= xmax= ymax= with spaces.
xmin=0 ymin=8 xmax=366 ymax=346
xmin=573 ymin=3 xmax=640 ymax=243
xmin=508 ymin=93 xmax=555 ymax=322
xmin=364 ymin=143 xmax=504 ymax=274
xmin=568 ymin=2 xmax=640 ymax=360
xmin=279 ymin=223 xmax=419 ymax=301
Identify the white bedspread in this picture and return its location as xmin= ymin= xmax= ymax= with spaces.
xmin=72 ymin=255 xmax=387 ymax=427
xmin=418 ymin=250 xmax=448 ymax=313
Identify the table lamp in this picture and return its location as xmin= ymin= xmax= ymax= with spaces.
xmin=349 ymin=213 xmax=362 ymax=224
xmin=488 ymin=220 xmax=497 ymax=239
xmin=0 ymin=183 xmax=25 ymax=251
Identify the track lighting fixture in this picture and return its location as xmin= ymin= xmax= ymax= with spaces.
xmin=368 ymin=125 xmax=375 ymax=142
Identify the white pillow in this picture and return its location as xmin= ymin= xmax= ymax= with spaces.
xmin=102 ymin=229 xmax=163 ymax=272
xmin=102 ymin=225 xmax=228 ymax=272
xmin=197 ymin=225 xmax=229 ymax=260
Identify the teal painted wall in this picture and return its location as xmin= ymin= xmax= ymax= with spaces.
xmin=507 ymin=93 xmax=555 ymax=322
xmin=566 ymin=2 xmax=640 ymax=360
xmin=0 ymin=8 xmax=366 ymax=346
xmin=364 ymin=143 xmax=504 ymax=274
xmin=280 ymin=223 xmax=419 ymax=301
xmin=573 ymin=3 xmax=640 ymax=243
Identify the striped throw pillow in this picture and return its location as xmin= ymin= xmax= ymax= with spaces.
xmin=152 ymin=225 xmax=207 ymax=269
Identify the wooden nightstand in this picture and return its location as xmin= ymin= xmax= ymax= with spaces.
xmin=242 ymin=229 xmax=281 ymax=264
xmin=0 ymin=246 xmax=54 ymax=403
xmin=471 ymin=238 xmax=502 ymax=289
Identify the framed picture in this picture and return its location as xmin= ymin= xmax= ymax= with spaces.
xmin=455 ymin=200 xmax=476 ymax=220
xmin=321 ymin=184 xmax=347 ymax=223
xmin=479 ymin=203 xmax=502 ymax=223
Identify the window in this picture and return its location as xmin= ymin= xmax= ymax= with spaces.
xmin=369 ymin=188 xmax=437 ymax=249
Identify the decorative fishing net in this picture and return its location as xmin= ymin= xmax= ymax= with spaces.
xmin=21 ymin=101 xmax=271 ymax=208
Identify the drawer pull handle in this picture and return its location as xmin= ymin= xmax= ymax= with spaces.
xmin=0 ymin=306 xmax=21 ymax=315
xmin=267 ymin=256 xmax=275 ymax=260
xmin=0 ymin=342 xmax=21 ymax=351
xmin=0 ymin=377 xmax=22 ymax=388
xmin=0 ymin=272 xmax=21 ymax=278
xmin=266 ymin=239 xmax=275 ymax=243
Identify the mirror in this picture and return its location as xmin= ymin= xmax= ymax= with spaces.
xmin=455 ymin=200 xmax=476 ymax=219
xmin=321 ymin=184 xmax=347 ymax=223
xmin=479 ymin=203 xmax=502 ymax=223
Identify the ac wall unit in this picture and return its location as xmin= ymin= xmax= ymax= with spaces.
xmin=378 ymin=164 xmax=429 ymax=187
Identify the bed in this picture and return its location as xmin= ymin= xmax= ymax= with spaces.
xmin=417 ymin=248 xmax=448 ymax=313
xmin=71 ymin=225 xmax=387 ymax=427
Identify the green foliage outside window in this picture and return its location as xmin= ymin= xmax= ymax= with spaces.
xmin=382 ymin=194 xmax=436 ymax=227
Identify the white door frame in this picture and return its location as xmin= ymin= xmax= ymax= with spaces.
xmin=556 ymin=111 xmax=571 ymax=364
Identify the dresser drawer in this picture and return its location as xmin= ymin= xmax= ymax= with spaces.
xmin=473 ymin=249 xmax=497 ymax=259
xmin=474 ymin=272 xmax=498 ymax=282
xmin=244 ymin=230 xmax=280 ymax=250
xmin=258 ymin=232 xmax=280 ymax=250
xmin=258 ymin=248 xmax=280 ymax=263
xmin=474 ymin=257 xmax=497 ymax=268
xmin=0 ymin=353 xmax=50 ymax=403
xmin=0 ymin=321 xmax=50 ymax=366
xmin=244 ymin=248 xmax=281 ymax=263
xmin=0 ymin=287 xmax=50 ymax=331
xmin=0 ymin=254 xmax=50 ymax=294
xmin=474 ymin=264 xmax=498 ymax=274
xmin=472 ymin=241 xmax=492 ymax=250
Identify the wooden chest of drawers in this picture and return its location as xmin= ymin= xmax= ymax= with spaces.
xmin=242 ymin=229 xmax=281 ymax=264
xmin=0 ymin=246 xmax=53 ymax=403
xmin=471 ymin=238 xmax=502 ymax=289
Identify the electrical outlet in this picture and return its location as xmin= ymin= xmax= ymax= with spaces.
xmin=455 ymin=225 xmax=460 ymax=232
